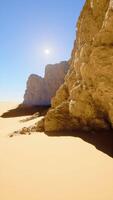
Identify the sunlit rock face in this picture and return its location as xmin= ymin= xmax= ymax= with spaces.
xmin=44 ymin=0 xmax=113 ymax=131
xmin=23 ymin=61 xmax=69 ymax=106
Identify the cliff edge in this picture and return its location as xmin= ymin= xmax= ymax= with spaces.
xmin=42 ymin=0 xmax=113 ymax=131
xmin=23 ymin=61 xmax=69 ymax=106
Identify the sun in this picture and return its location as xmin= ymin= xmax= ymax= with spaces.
xmin=44 ymin=49 xmax=51 ymax=55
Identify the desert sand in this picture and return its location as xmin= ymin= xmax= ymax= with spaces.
xmin=0 ymin=102 xmax=113 ymax=200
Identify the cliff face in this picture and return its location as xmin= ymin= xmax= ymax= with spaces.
xmin=44 ymin=0 xmax=113 ymax=131
xmin=23 ymin=61 xmax=69 ymax=106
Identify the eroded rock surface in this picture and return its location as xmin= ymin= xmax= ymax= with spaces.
xmin=24 ymin=61 xmax=69 ymax=106
xmin=43 ymin=0 xmax=113 ymax=132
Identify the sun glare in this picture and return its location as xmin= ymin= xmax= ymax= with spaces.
xmin=44 ymin=49 xmax=51 ymax=55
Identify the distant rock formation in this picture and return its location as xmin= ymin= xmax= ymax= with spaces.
xmin=23 ymin=61 xmax=69 ymax=106
xmin=41 ymin=0 xmax=113 ymax=132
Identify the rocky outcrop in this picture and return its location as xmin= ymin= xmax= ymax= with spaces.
xmin=23 ymin=61 xmax=69 ymax=106
xmin=42 ymin=0 xmax=113 ymax=132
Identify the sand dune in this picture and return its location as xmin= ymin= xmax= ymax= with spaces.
xmin=0 ymin=102 xmax=113 ymax=200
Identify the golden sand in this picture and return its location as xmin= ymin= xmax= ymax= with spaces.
xmin=0 ymin=102 xmax=113 ymax=200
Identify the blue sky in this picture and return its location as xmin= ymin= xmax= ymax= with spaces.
xmin=0 ymin=0 xmax=85 ymax=101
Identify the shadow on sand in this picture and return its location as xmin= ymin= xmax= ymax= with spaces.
xmin=1 ymin=104 xmax=113 ymax=158
xmin=45 ymin=130 xmax=113 ymax=158
xmin=1 ymin=104 xmax=50 ymax=118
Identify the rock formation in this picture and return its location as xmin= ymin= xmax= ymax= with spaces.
xmin=41 ymin=0 xmax=113 ymax=132
xmin=23 ymin=61 xmax=69 ymax=106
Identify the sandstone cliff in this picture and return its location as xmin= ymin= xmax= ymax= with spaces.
xmin=24 ymin=61 xmax=69 ymax=106
xmin=42 ymin=0 xmax=113 ymax=132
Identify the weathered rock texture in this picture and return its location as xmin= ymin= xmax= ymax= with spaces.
xmin=24 ymin=61 xmax=69 ymax=106
xmin=43 ymin=0 xmax=113 ymax=132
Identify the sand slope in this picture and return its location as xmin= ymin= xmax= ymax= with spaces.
xmin=0 ymin=102 xmax=113 ymax=200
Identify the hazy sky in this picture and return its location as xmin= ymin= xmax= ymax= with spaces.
xmin=0 ymin=0 xmax=85 ymax=101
